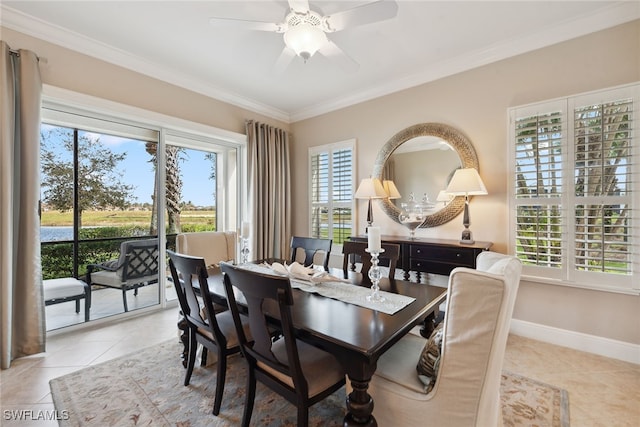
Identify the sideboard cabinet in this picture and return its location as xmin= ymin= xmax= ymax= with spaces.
xmin=350 ymin=235 xmax=492 ymax=281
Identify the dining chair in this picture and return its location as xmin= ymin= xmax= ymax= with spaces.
xmin=353 ymin=252 xmax=522 ymax=426
xmin=167 ymin=250 xmax=252 ymax=416
xmin=86 ymin=238 xmax=159 ymax=312
xmin=341 ymin=240 xmax=400 ymax=282
xmin=289 ymin=236 xmax=332 ymax=271
xmin=221 ymin=263 xmax=346 ymax=427
xmin=176 ymin=230 xmax=237 ymax=314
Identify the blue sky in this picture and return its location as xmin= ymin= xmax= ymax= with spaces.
xmin=95 ymin=135 xmax=216 ymax=207
xmin=42 ymin=125 xmax=216 ymax=207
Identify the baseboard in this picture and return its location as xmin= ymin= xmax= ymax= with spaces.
xmin=510 ymin=319 xmax=640 ymax=365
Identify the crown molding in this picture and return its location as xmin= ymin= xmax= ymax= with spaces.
xmin=1 ymin=5 xmax=292 ymax=123
xmin=3 ymin=2 xmax=639 ymax=124
xmin=290 ymin=1 xmax=640 ymax=121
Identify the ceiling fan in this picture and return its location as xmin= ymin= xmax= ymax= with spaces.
xmin=209 ymin=0 xmax=398 ymax=72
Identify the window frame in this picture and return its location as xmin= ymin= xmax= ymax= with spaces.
xmin=40 ymin=85 xmax=247 ymax=315
xmin=308 ymin=139 xmax=356 ymax=248
xmin=508 ymin=83 xmax=639 ymax=295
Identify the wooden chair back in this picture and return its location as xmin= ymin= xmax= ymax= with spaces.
xmin=222 ymin=264 xmax=302 ymax=386
xmin=221 ymin=262 xmax=346 ymax=426
xmin=289 ymin=236 xmax=332 ymax=271
xmin=342 ymin=240 xmax=400 ymax=281
xmin=167 ymin=250 xmax=228 ymax=349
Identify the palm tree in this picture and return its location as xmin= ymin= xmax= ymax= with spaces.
xmin=145 ymin=142 xmax=183 ymax=235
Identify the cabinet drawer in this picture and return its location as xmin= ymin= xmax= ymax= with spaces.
xmin=410 ymin=245 xmax=475 ymax=265
xmin=409 ymin=259 xmax=458 ymax=276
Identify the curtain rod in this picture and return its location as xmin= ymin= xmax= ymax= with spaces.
xmin=8 ymin=47 xmax=47 ymax=64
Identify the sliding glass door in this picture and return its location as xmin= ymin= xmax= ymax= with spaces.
xmin=163 ymin=132 xmax=240 ymax=261
xmin=39 ymin=101 xmax=245 ymax=331
xmin=40 ymin=111 xmax=161 ymax=328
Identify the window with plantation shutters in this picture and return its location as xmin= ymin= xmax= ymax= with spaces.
xmin=513 ymin=109 xmax=565 ymax=271
xmin=309 ymin=140 xmax=355 ymax=245
xmin=509 ymin=84 xmax=639 ymax=293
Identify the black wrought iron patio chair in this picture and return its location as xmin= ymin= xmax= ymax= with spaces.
xmin=86 ymin=238 xmax=159 ymax=312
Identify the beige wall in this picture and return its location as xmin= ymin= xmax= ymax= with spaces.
xmin=290 ymin=20 xmax=640 ymax=345
xmin=1 ymin=27 xmax=290 ymax=134
xmin=2 ymin=21 xmax=639 ymax=346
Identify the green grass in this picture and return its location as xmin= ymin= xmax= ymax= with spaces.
xmin=41 ymin=209 xmax=216 ymax=227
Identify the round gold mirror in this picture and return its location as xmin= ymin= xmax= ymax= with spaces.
xmin=372 ymin=123 xmax=479 ymax=227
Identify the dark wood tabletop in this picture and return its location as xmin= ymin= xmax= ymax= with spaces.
xmin=202 ymin=262 xmax=447 ymax=426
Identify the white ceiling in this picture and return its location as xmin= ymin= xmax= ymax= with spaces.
xmin=2 ymin=1 xmax=639 ymax=123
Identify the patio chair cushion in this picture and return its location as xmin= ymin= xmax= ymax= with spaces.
xmin=43 ymin=277 xmax=90 ymax=322
xmin=44 ymin=278 xmax=87 ymax=301
xmin=88 ymin=269 xmax=157 ymax=288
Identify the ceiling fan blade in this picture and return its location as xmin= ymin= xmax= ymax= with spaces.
xmin=287 ymin=0 xmax=310 ymax=13
xmin=273 ymin=47 xmax=296 ymax=74
xmin=324 ymin=0 xmax=398 ymax=32
xmin=209 ymin=17 xmax=282 ymax=32
xmin=318 ymin=40 xmax=359 ymax=72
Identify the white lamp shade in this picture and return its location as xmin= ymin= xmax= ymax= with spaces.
xmin=445 ymin=168 xmax=488 ymax=196
xmin=283 ymin=24 xmax=327 ymax=60
xmin=355 ymin=178 xmax=387 ymax=199
xmin=436 ymin=189 xmax=453 ymax=202
xmin=382 ymin=180 xmax=402 ymax=199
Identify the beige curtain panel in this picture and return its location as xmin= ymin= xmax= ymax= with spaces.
xmin=1 ymin=41 xmax=45 ymax=369
xmin=246 ymin=120 xmax=291 ymax=262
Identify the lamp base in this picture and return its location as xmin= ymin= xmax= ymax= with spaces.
xmin=459 ymin=228 xmax=474 ymax=245
xmin=365 ymin=222 xmax=374 ymax=234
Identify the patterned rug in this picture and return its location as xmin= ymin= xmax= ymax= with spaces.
xmin=50 ymin=340 xmax=569 ymax=427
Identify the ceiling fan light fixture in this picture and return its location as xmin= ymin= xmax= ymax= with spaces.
xmin=283 ymin=23 xmax=327 ymax=61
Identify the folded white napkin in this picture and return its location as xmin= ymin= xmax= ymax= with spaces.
xmin=265 ymin=261 xmax=349 ymax=284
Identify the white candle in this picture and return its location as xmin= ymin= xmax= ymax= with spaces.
xmin=241 ymin=221 xmax=250 ymax=238
xmin=367 ymin=227 xmax=381 ymax=252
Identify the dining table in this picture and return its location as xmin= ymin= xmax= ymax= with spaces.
xmin=180 ymin=260 xmax=447 ymax=426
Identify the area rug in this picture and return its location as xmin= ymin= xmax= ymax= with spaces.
xmin=50 ymin=340 xmax=569 ymax=427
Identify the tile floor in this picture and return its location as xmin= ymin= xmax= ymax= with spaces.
xmin=1 ymin=308 xmax=639 ymax=426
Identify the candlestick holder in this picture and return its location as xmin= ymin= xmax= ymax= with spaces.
xmin=365 ymin=248 xmax=385 ymax=302
xmin=240 ymin=237 xmax=250 ymax=264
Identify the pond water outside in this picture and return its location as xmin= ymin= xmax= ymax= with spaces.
xmin=40 ymin=226 xmax=73 ymax=242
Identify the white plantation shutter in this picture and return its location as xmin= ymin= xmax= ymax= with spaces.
xmin=571 ymin=95 xmax=634 ymax=280
xmin=311 ymin=151 xmax=329 ymax=238
xmin=513 ymin=108 xmax=566 ymax=277
xmin=509 ymin=84 xmax=639 ymax=293
xmin=309 ymin=140 xmax=355 ymax=244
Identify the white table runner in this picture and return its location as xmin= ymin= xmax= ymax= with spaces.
xmin=236 ymin=263 xmax=415 ymax=315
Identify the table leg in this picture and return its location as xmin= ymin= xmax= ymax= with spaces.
xmin=344 ymin=378 xmax=376 ymax=427
xmin=420 ymin=312 xmax=436 ymax=338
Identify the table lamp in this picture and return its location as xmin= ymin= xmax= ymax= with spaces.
xmin=382 ymin=180 xmax=402 ymax=200
xmin=445 ymin=168 xmax=487 ymax=244
xmin=436 ymin=189 xmax=453 ymax=207
xmin=355 ymin=178 xmax=387 ymax=232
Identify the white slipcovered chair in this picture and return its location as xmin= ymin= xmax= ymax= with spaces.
xmin=176 ymin=231 xmax=236 ymax=268
xmin=356 ymin=251 xmax=522 ymax=427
